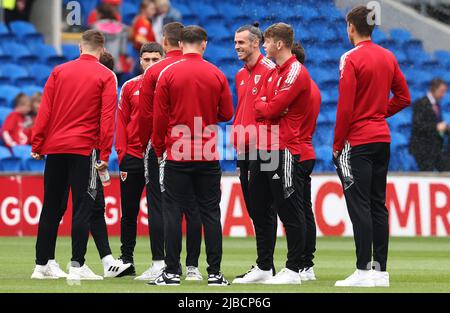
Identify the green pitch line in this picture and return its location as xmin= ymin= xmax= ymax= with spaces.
xmin=0 ymin=236 xmax=449 ymax=293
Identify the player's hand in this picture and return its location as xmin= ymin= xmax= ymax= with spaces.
xmin=437 ymin=121 xmax=447 ymax=133
xmin=157 ymin=157 xmax=162 ymax=164
xmin=31 ymin=152 xmax=43 ymax=160
xmin=95 ymin=160 xmax=109 ymax=171
xmin=333 ymin=151 xmax=340 ymax=159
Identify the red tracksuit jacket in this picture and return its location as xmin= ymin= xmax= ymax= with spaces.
xmin=116 ymin=74 xmax=143 ymax=164
xmin=254 ymin=55 xmax=312 ymax=156
xmin=152 ymin=53 xmax=234 ymax=161
xmin=299 ymin=80 xmax=321 ymax=162
xmin=32 ymin=54 xmax=118 ymax=162
xmin=139 ymin=50 xmax=183 ymax=151
xmin=333 ymin=40 xmax=411 ymax=152
xmin=231 ymin=54 xmax=275 ymax=154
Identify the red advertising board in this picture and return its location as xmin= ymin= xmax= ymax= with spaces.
xmin=0 ymin=175 xmax=449 ymax=236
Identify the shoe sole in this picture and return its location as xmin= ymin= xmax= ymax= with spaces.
xmin=263 ymin=281 xmax=301 ymax=285
xmin=67 ymin=276 xmax=103 ymax=281
xmin=134 ymin=276 xmax=158 ymax=281
xmin=208 ymin=283 xmax=230 ymax=286
xmin=185 ymin=276 xmax=203 ymax=281
xmin=334 ymin=283 xmax=375 ymax=287
xmin=31 ymin=275 xmax=59 ymax=280
xmin=148 ymin=282 xmax=180 ymax=286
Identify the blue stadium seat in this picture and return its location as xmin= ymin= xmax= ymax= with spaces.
xmin=11 ymin=144 xmax=31 ymax=155
xmin=9 ymin=21 xmax=43 ymax=45
xmin=1 ymin=42 xmax=39 ymax=65
xmin=108 ymin=148 xmax=119 ymax=172
xmin=434 ymin=50 xmax=450 ymax=67
xmin=217 ymin=3 xmax=251 ymax=26
xmin=0 ymin=46 xmax=13 ymax=63
xmin=0 ymin=85 xmax=21 ymax=107
xmin=33 ymin=44 xmax=66 ymax=67
xmin=25 ymin=158 xmax=46 ymax=172
xmin=189 ymin=3 xmax=223 ymax=24
xmin=61 ymin=44 xmax=80 ymax=61
xmin=121 ymin=2 xmax=139 ymax=25
xmin=1 ymin=64 xmax=36 ymax=87
xmin=0 ymin=23 xmax=15 ymax=41
xmin=29 ymin=64 xmax=52 ymax=86
xmin=22 ymin=85 xmax=43 ymax=97
xmin=390 ymin=28 xmax=412 ymax=43
xmin=207 ymin=24 xmax=234 ymax=44
xmin=0 ymin=146 xmax=22 ymax=172
xmin=0 ymin=107 xmax=12 ymax=125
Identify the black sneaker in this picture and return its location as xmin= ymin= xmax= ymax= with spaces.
xmin=117 ymin=258 xmax=136 ymax=277
xmin=208 ymin=273 xmax=230 ymax=286
xmin=148 ymin=271 xmax=180 ymax=286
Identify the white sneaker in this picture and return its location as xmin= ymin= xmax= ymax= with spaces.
xmin=135 ymin=260 xmax=166 ymax=281
xmin=334 ymin=270 xmax=375 ymax=287
xmin=263 ymin=268 xmax=301 ymax=285
xmin=232 ymin=265 xmax=273 ymax=284
xmin=104 ymin=259 xmax=133 ymax=278
xmin=372 ymin=270 xmax=390 ymax=287
xmin=67 ymin=264 xmax=103 ymax=281
xmin=185 ymin=266 xmax=203 ymax=281
xmin=31 ymin=264 xmax=59 ymax=280
xmin=47 ymin=260 xmax=68 ymax=278
xmin=300 ymin=267 xmax=316 ymax=281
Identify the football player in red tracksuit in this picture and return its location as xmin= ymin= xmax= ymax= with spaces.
xmin=31 ymin=30 xmax=120 ymax=280
xmin=116 ymin=42 xmax=164 ymax=276
xmin=333 ymin=7 xmax=410 ymax=287
xmin=253 ymin=23 xmax=312 ymax=285
xmin=292 ymin=42 xmax=321 ymax=282
xmin=138 ymin=22 xmax=203 ymax=282
xmin=230 ymin=24 xmax=278 ymax=284
xmin=46 ymin=51 xmax=132 ymax=279
xmin=151 ymin=26 xmax=234 ymax=286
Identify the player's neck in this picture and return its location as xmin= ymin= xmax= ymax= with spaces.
xmin=245 ymin=52 xmax=261 ymax=69
xmin=81 ymin=51 xmax=100 ymax=60
xmin=353 ymin=36 xmax=371 ymax=46
xmin=166 ymin=47 xmax=181 ymax=54
xmin=275 ymin=51 xmax=293 ymax=67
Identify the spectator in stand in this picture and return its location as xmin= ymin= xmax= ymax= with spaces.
xmin=1 ymin=93 xmax=32 ymax=149
xmin=3 ymin=0 xmax=35 ymax=24
xmin=29 ymin=92 xmax=42 ymax=119
xmin=153 ymin=0 xmax=182 ymax=43
xmin=131 ymin=0 xmax=157 ymax=52
xmin=409 ymin=78 xmax=450 ymax=171
xmin=93 ymin=3 xmax=132 ymax=79
xmin=88 ymin=0 xmax=122 ymax=27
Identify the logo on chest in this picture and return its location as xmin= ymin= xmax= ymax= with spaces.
xmin=254 ymin=75 xmax=261 ymax=84
xmin=252 ymin=87 xmax=258 ymax=95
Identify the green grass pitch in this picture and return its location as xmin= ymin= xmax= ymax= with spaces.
xmin=0 ymin=236 xmax=449 ymax=293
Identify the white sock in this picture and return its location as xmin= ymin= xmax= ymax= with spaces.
xmin=101 ymin=254 xmax=115 ymax=268
xmin=153 ymin=260 xmax=165 ymax=269
xmin=48 ymin=259 xmax=56 ymax=264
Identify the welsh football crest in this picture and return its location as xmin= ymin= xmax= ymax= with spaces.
xmin=254 ymin=75 xmax=261 ymax=84
xmin=120 ymin=171 xmax=128 ymax=182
